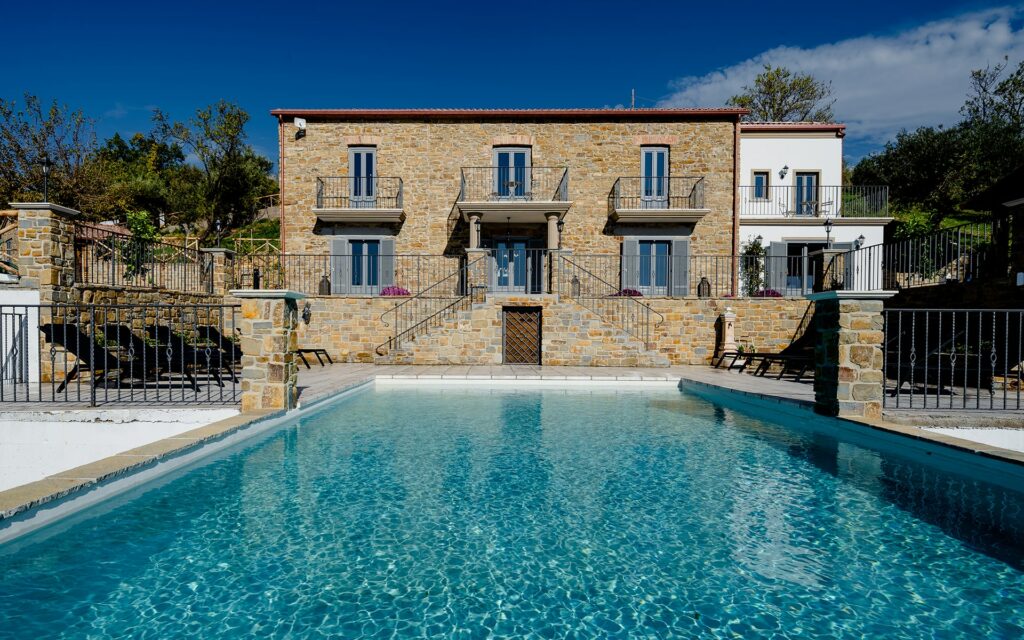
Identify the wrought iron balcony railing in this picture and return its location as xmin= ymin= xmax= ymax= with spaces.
xmin=738 ymin=185 xmax=888 ymax=218
xmin=316 ymin=177 xmax=403 ymax=209
xmin=458 ymin=167 xmax=569 ymax=203
xmin=610 ymin=176 xmax=706 ymax=210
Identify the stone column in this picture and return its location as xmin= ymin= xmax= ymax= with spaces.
xmin=808 ymin=291 xmax=894 ymax=420
xmin=201 ymin=247 xmax=236 ymax=296
xmin=718 ymin=307 xmax=737 ymax=354
xmin=465 ymin=248 xmax=490 ymax=293
xmin=545 ymin=212 xmax=560 ymax=250
xmin=468 ymin=213 xmax=481 ymax=250
xmin=231 ymin=289 xmax=306 ymax=413
xmin=12 ymin=202 xmax=79 ymax=305
xmin=810 ymin=248 xmax=847 ymax=293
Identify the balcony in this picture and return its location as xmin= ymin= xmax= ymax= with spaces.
xmin=314 ymin=177 xmax=405 ymax=224
xmin=609 ymin=177 xmax=709 ymax=223
xmin=455 ymin=166 xmax=571 ymax=223
xmin=738 ymin=185 xmax=889 ymax=219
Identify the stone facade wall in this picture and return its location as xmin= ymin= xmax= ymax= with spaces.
xmin=284 ymin=294 xmax=811 ymax=367
xmin=16 ymin=206 xmax=76 ymax=305
xmin=279 ymin=117 xmax=737 ymax=257
xmin=648 ymin=297 xmax=813 ymax=364
xmin=237 ymin=295 xmax=300 ymax=412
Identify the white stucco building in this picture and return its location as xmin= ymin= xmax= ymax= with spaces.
xmin=737 ymin=122 xmax=890 ymax=294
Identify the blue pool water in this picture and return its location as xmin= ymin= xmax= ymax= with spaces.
xmin=1 ymin=386 xmax=1023 ymax=638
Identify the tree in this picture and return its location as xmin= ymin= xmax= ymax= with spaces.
xmin=91 ymin=132 xmax=190 ymax=224
xmin=0 ymin=93 xmax=105 ymax=210
xmin=153 ymin=101 xmax=276 ymax=238
xmin=727 ymin=65 xmax=836 ymax=122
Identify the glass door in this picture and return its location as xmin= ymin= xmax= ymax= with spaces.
xmin=493 ymin=240 xmax=529 ymax=292
xmin=349 ymin=147 xmax=376 ymax=208
xmin=638 ymin=240 xmax=670 ymax=294
xmin=350 ymin=240 xmax=380 ymax=294
xmin=494 ymin=148 xmax=530 ymax=200
xmin=795 ymin=172 xmax=819 ymax=217
xmin=641 ymin=147 xmax=668 ymax=209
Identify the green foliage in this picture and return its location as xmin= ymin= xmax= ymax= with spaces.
xmin=727 ymin=65 xmax=835 ymax=122
xmin=740 ymin=236 xmax=766 ymax=296
xmin=889 ymin=205 xmax=934 ymax=240
xmin=0 ymin=94 xmax=105 ymax=210
xmin=853 ymin=57 xmax=1024 ymax=230
xmin=0 ymin=94 xmax=275 ymax=242
xmin=153 ymin=101 xmax=277 ymax=240
xmin=125 ymin=209 xmax=157 ymax=240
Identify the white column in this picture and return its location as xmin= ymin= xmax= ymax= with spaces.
xmin=545 ymin=213 xmax=560 ymax=250
xmin=468 ymin=213 xmax=481 ymax=249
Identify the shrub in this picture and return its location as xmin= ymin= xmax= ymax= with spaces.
xmin=380 ymin=286 xmax=411 ymax=296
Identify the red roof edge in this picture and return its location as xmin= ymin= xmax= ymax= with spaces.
xmin=269 ymin=107 xmax=749 ymax=120
xmin=741 ymin=122 xmax=846 ymax=136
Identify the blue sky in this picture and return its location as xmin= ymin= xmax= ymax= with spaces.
xmin=3 ymin=1 xmax=1021 ymax=166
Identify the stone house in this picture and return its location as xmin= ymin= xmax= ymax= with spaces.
xmin=253 ymin=108 xmax=849 ymax=366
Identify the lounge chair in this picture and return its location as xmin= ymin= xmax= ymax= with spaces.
xmin=39 ymin=323 xmax=143 ymax=393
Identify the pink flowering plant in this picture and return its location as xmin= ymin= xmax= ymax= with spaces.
xmin=380 ymin=286 xmax=411 ymax=296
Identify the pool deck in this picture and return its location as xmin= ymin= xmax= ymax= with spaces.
xmin=1 ymin=363 xmax=1021 ymax=542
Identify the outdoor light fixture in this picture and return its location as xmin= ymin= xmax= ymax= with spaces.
xmin=473 ymin=216 xmax=482 ymax=237
xmin=824 ymin=218 xmax=833 ymax=248
xmin=294 ymin=117 xmax=307 ymax=140
xmin=856 ymin=234 xmax=866 ymax=249
xmin=755 ymin=234 xmax=763 ymax=245
xmin=557 ymin=219 xmax=565 ymax=249
xmin=779 ymin=165 xmax=789 ymax=180
xmin=302 ymin=302 xmax=312 ymax=325
xmin=39 ymin=155 xmax=52 ymax=202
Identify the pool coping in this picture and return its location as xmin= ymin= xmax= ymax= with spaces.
xmin=1 ymin=369 xmax=1021 ymax=544
xmin=676 ymin=377 xmax=1024 ymax=468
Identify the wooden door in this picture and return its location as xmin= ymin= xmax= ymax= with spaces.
xmin=503 ymin=307 xmax=541 ymax=365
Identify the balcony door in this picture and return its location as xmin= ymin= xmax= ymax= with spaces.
xmin=330 ymin=236 xmax=394 ymax=295
xmin=349 ymin=147 xmax=377 ymax=208
xmin=641 ymin=147 xmax=668 ymax=209
xmin=493 ymin=147 xmax=530 ymax=199
xmin=795 ymin=172 xmax=819 ymax=217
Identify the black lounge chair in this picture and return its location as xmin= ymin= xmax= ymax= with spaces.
xmin=39 ymin=323 xmax=143 ymax=393
xmin=102 ymin=324 xmax=217 ymax=391
xmin=144 ymin=325 xmax=238 ymax=384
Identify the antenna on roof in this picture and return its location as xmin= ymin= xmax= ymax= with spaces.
xmin=631 ymin=89 xmax=636 ymax=110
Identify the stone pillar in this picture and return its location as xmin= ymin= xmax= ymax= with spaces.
xmin=465 ymin=248 xmax=490 ymax=293
xmin=719 ymin=307 xmax=737 ymax=354
xmin=201 ymin=247 xmax=236 ymax=296
xmin=231 ymin=289 xmax=305 ymax=413
xmin=810 ymin=248 xmax=847 ymax=293
xmin=468 ymin=213 xmax=481 ymax=249
xmin=548 ymin=249 xmax=572 ymax=296
xmin=12 ymin=202 xmax=79 ymax=305
xmin=808 ymin=291 xmax=894 ymax=420
xmin=545 ymin=212 xmax=560 ymax=250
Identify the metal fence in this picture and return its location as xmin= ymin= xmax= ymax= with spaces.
xmin=884 ymin=309 xmax=1022 ymax=411
xmin=0 ymin=210 xmax=17 ymax=276
xmin=74 ymin=224 xmax=214 ymax=293
xmin=316 ymin=177 xmax=403 ymax=209
xmin=822 ymin=220 xmax=999 ymax=292
xmin=565 ymin=254 xmax=820 ymax=298
xmin=0 ymin=303 xmax=241 ymax=405
xmin=610 ymin=177 xmax=705 ymax=210
xmin=230 ymin=254 xmax=464 ymax=296
xmin=458 ymin=167 xmax=569 ymax=202
xmin=738 ymin=185 xmax=889 ymax=218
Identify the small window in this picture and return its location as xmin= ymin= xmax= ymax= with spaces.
xmin=753 ymin=171 xmax=770 ymax=199
xmin=641 ymin=147 xmax=669 ymax=206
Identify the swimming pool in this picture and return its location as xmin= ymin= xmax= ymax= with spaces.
xmin=1 ymin=384 xmax=1022 ymax=638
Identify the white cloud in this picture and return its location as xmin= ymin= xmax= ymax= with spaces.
xmin=659 ymin=7 xmax=1024 ymax=154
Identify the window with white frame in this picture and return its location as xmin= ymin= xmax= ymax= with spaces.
xmin=493 ymin=146 xmax=531 ymax=199
xmin=348 ymin=147 xmax=377 ymax=207
xmin=640 ymin=146 xmax=669 ymax=208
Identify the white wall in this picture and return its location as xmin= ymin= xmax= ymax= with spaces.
xmin=0 ymin=289 xmax=41 ymax=384
xmin=739 ymin=135 xmax=843 ymax=188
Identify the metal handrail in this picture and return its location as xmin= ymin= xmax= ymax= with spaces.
xmin=738 ymin=185 xmax=889 ymax=218
xmin=316 ymin=176 xmax=404 ymax=209
xmin=611 ymin=176 xmax=705 ymax=210
xmin=457 ymin=166 xmax=569 ymax=202
xmin=558 ymin=255 xmax=663 ymax=346
xmin=375 ymin=254 xmax=487 ymax=355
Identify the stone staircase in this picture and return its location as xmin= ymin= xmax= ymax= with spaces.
xmin=379 ymin=294 xmax=669 ymax=367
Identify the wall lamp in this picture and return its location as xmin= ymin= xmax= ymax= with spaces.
xmin=294 ymin=117 xmax=307 ymax=140
xmin=855 ymin=234 xmax=866 ymax=249
xmin=779 ymin=165 xmax=789 ymax=180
